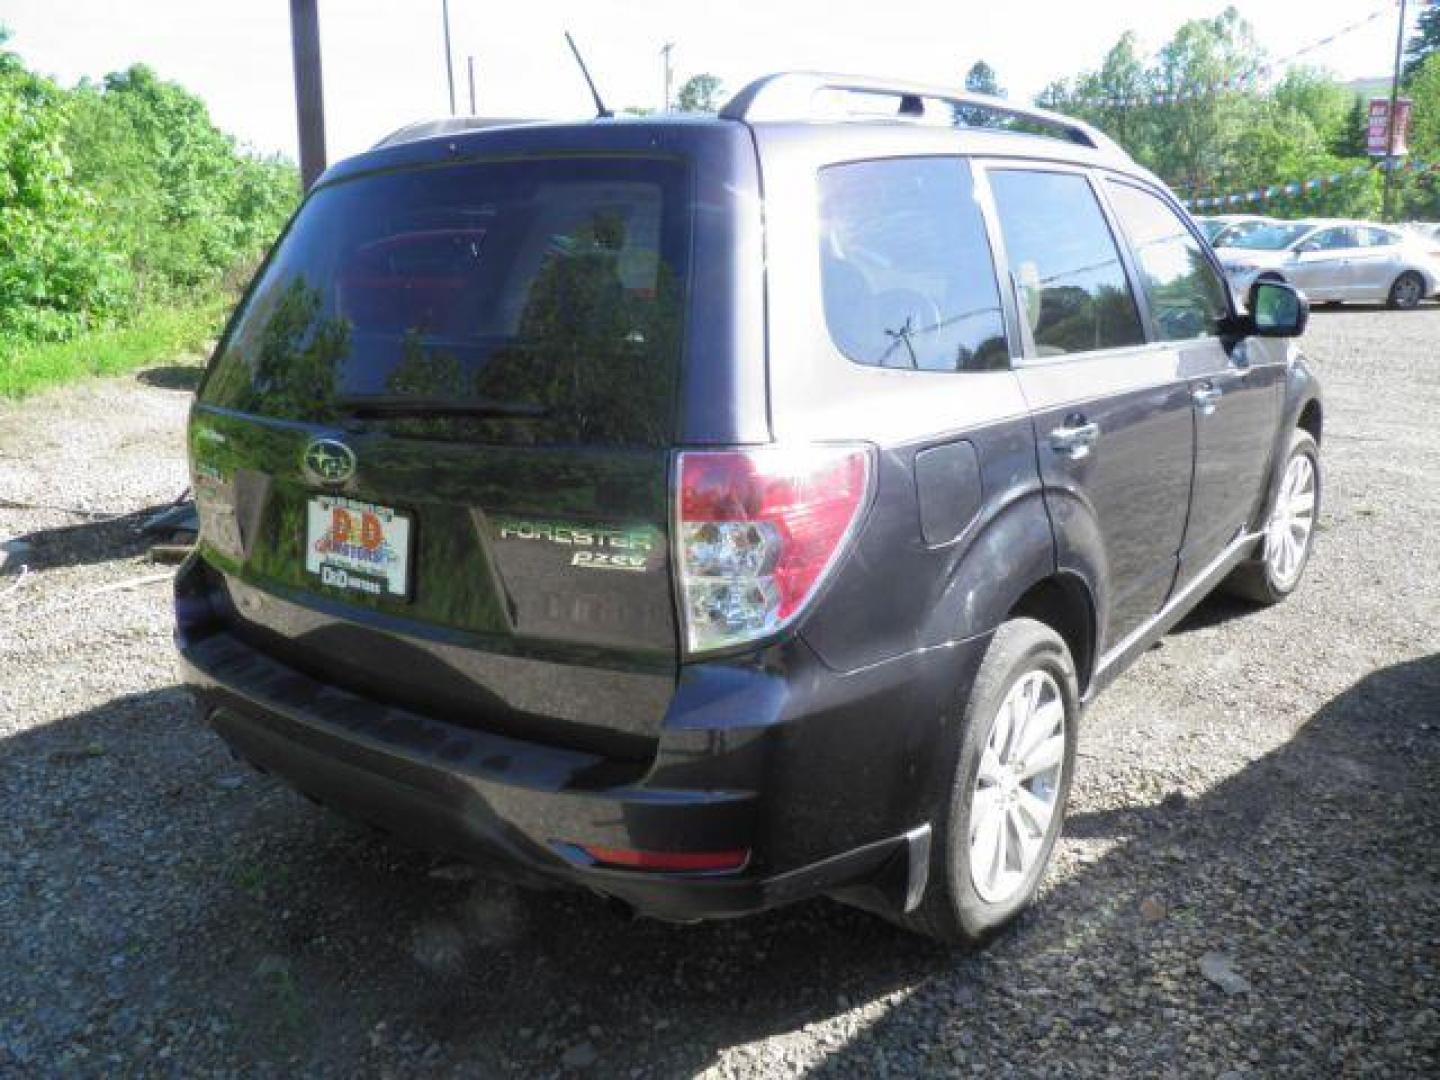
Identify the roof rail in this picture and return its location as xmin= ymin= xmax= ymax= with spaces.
xmin=719 ymin=72 xmax=1124 ymax=155
xmin=372 ymin=116 xmax=542 ymax=150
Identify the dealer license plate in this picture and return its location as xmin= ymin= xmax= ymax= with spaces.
xmin=304 ymin=496 xmax=412 ymax=599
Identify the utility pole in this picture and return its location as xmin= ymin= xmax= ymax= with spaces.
xmin=1382 ymin=0 xmax=1409 ymax=222
xmin=442 ymin=0 xmax=457 ymax=115
xmin=288 ymin=0 xmax=326 ymax=191
xmin=660 ymin=41 xmax=674 ymax=112
xmin=467 ymin=55 xmax=477 ymax=113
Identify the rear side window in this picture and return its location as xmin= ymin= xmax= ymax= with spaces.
xmin=818 ymin=157 xmax=1008 ymax=372
xmin=988 ymin=169 xmax=1144 ymax=357
xmin=1105 ymin=181 xmax=1229 ymax=342
xmin=1361 ymin=227 xmax=1402 ymax=247
xmin=1307 ymin=227 xmax=1356 ymax=251
xmin=200 ymin=157 xmax=690 ymax=447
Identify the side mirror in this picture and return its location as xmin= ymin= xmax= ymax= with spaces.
xmin=1244 ymin=280 xmax=1308 ymax=338
xmin=1294 ymin=240 xmax=1319 ymax=254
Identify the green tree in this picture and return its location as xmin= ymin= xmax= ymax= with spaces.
xmin=63 ymin=65 xmax=291 ymax=292
xmin=964 ymin=60 xmax=1004 ymax=97
xmin=1 ymin=38 xmax=297 ymax=360
xmin=1150 ymin=7 xmax=1264 ymax=195
xmin=676 ymin=74 xmax=724 ymax=113
xmin=0 ymin=29 xmax=124 ymax=341
xmin=1407 ymin=52 xmax=1440 ymax=160
xmin=1333 ymin=94 xmax=1369 ymax=158
xmin=1272 ymin=67 xmax=1352 ymax=150
xmin=1038 ymin=10 xmax=1383 ymax=220
xmin=1070 ymin=32 xmax=1161 ymax=162
xmin=1404 ymin=4 xmax=1440 ymax=83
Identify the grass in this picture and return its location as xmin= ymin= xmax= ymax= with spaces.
xmin=0 ymin=296 xmax=230 ymax=399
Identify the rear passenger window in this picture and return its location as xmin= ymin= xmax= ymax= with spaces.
xmin=1105 ymin=181 xmax=1229 ymax=341
xmin=818 ymin=158 xmax=1008 ymax=372
xmin=988 ymin=169 xmax=1144 ymax=357
xmin=1307 ymin=227 xmax=1356 ymax=251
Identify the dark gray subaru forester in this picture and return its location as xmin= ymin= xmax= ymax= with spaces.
xmin=176 ymin=73 xmax=1322 ymax=943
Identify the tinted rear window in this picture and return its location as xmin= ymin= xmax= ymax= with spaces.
xmin=818 ymin=157 xmax=1008 ymax=371
xmin=201 ymin=157 xmax=690 ymax=446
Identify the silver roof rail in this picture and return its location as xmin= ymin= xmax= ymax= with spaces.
xmin=719 ymin=72 xmax=1124 ymax=155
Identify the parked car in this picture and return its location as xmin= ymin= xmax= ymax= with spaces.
xmin=1196 ymin=213 xmax=1274 ymax=247
xmin=1218 ymin=218 xmax=1440 ymax=309
xmin=176 ymin=73 xmax=1321 ymax=943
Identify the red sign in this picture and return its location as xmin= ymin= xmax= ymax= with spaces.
xmin=1367 ymin=97 xmax=1413 ymax=156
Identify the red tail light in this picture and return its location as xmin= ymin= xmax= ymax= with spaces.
xmin=674 ymin=445 xmax=871 ymax=653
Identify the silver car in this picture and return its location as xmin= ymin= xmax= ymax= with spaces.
xmin=1218 ymin=219 xmax=1440 ymax=309
xmin=1196 ymin=214 xmax=1274 ymax=247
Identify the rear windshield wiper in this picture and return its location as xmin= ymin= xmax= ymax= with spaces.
xmin=335 ymin=395 xmax=549 ymax=420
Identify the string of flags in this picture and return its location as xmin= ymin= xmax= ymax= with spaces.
xmin=1071 ymin=1 xmax=1400 ymax=110
xmin=1182 ymin=158 xmax=1440 ymax=211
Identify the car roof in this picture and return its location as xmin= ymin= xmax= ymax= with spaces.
xmin=351 ymin=72 xmax=1153 ymax=186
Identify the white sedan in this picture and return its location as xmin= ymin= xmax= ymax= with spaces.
xmin=1218 ymin=219 xmax=1440 ymax=310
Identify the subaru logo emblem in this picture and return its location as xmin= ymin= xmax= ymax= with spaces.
xmin=302 ymin=438 xmax=357 ymax=486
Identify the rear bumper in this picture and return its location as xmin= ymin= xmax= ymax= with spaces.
xmin=176 ymin=561 xmax=982 ymax=921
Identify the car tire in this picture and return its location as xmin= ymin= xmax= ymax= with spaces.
xmin=1387 ymin=271 xmax=1425 ymax=310
xmin=895 ymin=617 xmax=1078 ymax=944
xmin=1225 ymin=428 xmax=1321 ymax=605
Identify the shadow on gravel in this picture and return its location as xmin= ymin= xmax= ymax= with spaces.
xmin=1309 ymin=302 xmax=1439 ymax=315
xmin=3 ymin=658 xmax=1437 ymax=1075
xmin=3 ymin=502 xmax=179 ymax=571
xmin=812 ymin=651 xmax=1440 ymax=1075
xmin=135 ymin=364 xmax=203 ymax=391
xmin=1167 ymin=590 xmax=1259 ymax=635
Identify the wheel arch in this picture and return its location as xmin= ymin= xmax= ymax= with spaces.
xmin=1297 ymin=396 xmax=1322 ymax=445
xmin=1390 ymin=267 xmax=1429 ymax=306
xmin=1006 ymin=572 xmax=1098 ymax=697
xmin=905 ymin=486 xmax=1059 ymax=653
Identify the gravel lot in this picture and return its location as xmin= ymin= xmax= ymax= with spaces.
xmin=1 ymin=310 xmax=1438 ymax=1078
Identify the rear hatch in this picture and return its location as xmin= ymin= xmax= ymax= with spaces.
xmin=190 ymin=152 xmax=693 ymax=755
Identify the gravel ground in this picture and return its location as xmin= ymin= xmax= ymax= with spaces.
xmin=1 ymin=310 xmax=1438 ymax=1078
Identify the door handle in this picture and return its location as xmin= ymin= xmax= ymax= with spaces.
xmin=1049 ymin=419 xmax=1100 ymax=459
xmin=1193 ymin=383 xmax=1222 ymax=415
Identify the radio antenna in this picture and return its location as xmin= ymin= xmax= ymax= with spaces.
xmin=565 ymin=31 xmax=612 ymax=118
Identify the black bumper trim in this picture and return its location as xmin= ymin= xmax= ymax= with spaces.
xmin=179 ymin=628 xmax=930 ymax=921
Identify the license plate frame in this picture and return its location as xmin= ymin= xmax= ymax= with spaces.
xmin=304 ymin=495 xmax=413 ymax=600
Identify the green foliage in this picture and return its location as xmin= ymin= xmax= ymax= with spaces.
xmin=1404 ymin=5 xmax=1440 ymax=83
xmin=1043 ymin=8 xmax=1405 ymax=220
xmin=1409 ymin=53 xmax=1440 ymax=160
xmin=1272 ymin=68 xmax=1352 ymax=149
xmin=965 ymin=61 xmax=1004 ymax=98
xmin=0 ymin=296 xmax=226 ymax=398
xmin=0 ymin=35 xmax=297 ymax=390
xmin=1396 ymin=53 xmax=1440 ymax=220
xmin=676 ymin=74 xmax=724 ymax=113
xmin=1334 ymin=95 xmax=1369 ymax=158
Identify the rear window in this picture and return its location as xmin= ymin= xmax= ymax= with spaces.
xmin=818 ymin=157 xmax=1008 ymax=372
xmin=201 ymin=157 xmax=690 ymax=447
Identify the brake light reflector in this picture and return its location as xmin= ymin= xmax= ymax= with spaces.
xmin=675 ymin=445 xmax=871 ymax=653
xmin=579 ymin=845 xmax=750 ymax=873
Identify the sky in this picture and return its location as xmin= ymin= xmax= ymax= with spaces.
xmin=1 ymin=0 xmax=1421 ymax=164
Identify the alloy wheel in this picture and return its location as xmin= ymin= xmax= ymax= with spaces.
xmin=1265 ymin=451 xmax=1316 ymax=589
xmin=967 ymin=669 xmax=1066 ymax=904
